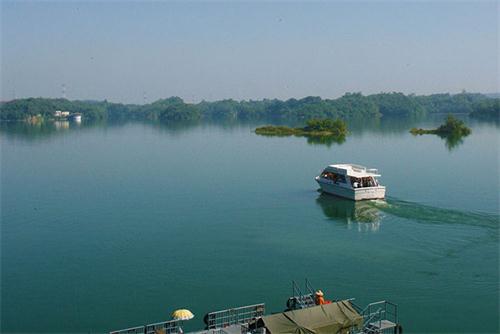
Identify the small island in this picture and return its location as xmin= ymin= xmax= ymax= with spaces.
xmin=410 ymin=115 xmax=471 ymax=137
xmin=255 ymin=118 xmax=348 ymax=138
xmin=410 ymin=115 xmax=471 ymax=150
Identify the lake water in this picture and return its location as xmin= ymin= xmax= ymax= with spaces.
xmin=1 ymin=116 xmax=499 ymax=333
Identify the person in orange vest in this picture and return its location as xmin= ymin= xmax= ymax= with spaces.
xmin=315 ymin=290 xmax=333 ymax=305
xmin=315 ymin=290 xmax=325 ymax=305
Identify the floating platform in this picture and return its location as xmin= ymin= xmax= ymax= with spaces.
xmin=110 ymin=280 xmax=401 ymax=334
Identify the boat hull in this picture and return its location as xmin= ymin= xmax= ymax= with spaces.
xmin=316 ymin=177 xmax=385 ymax=201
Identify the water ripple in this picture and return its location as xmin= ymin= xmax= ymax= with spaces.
xmin=368 ymin=197 xmax=499 ymax=230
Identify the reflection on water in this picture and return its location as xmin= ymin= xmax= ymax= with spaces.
xmin=315 ymin=193 xmax=382 ymax=232
xmin=306 ymin=134 xmax=346 ymax=147
xmin=1 ymin=114 xmax=497 ymax=149
xmin=0 ymin=121 xmax=76 ymax=141
xmin=0 ymin=120 xmax=120 ymax=142
xmin=316 ymin=193 xmax=499 ymax=233
xmin=439 ymin=132 xmax=467 ymax=151
xmin=410 ymin=128 xmax=470 ymax=151
xmin=54 ymin=120 xmax=70 ymax=130
xmin=152 ymin=118 xmax=201 ymax=134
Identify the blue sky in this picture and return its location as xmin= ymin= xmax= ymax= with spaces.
xmin=1 ymin=1 xmax=498 ymax=103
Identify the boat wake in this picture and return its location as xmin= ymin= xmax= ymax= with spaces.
xmin=368 ymin=197 xmax=499 ymax=230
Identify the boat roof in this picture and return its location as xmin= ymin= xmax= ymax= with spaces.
xmin=325 ymin=163 xmax=381 ymax=177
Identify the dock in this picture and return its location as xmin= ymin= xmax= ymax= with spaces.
xmin=110 ymin=280 xmax=401 ymax=334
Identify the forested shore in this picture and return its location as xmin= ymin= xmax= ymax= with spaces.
xmin=1 ymin=92 xmax=498 ymax=122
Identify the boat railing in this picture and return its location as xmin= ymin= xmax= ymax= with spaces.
xmin=304 ymin=278 xmax=315 ymax=296
xmin=109 ymin=318 xmax=180 ymax=334
xmin=350 ymin=164 xmax=367 ymax=173
xmin=205 ymin=303 xmax=265 ymax=330
xmin=288 ymin=279 xmax=316 ymax=309
xmin=349 ymin=164 xmax=379 ymax=175
xmin=359 ymin=300 xmax=398 ymax=334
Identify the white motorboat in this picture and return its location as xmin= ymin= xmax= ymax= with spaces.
xmin=315 ymin=163 xmax=385 ymax=201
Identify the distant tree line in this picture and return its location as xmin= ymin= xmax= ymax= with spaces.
xmin=1 ymin=92 xmax=498 ymax=122
xmin=469 ymin=98 xmax=500 ymax=121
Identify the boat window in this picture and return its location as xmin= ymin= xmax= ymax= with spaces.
xmin=351 ymin=176 xmax=378 ymax=188
xmin=362 ymin=177 xmax=377 ymax=187
xmin=350 ymin=177 xmax=360 ymax=188
xmin=321 ymin=171 xmax=345 ymax=183
xmin=336 ymin=174 xmax=346 ymax=183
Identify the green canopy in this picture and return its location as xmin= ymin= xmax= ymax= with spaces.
xmin=259 ymin=300 xmax=363 ymax=334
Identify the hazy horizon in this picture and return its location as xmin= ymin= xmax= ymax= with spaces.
xmin=1 ymin=1 xmax=498 ymax=104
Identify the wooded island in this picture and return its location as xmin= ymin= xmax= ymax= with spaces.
xmin=410 ymin=115 xmax=471 ymax=137
xmin=255 ymin=119 xmax=348 ymax=137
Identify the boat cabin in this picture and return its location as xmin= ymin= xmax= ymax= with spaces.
xmin=316 ymin=164 xmax=386 ymax=201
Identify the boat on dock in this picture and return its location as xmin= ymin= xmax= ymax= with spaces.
xmin=315 ymin=164 xmax=386 ymax=201
xmin=109 ymin=280 xmax=401 ymax=334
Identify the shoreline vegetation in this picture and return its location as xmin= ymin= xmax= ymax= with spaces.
xmin=1 ymin=92 xmax=499 ymax=123
xmin=469 ymin=98 xmax=500 ymax=121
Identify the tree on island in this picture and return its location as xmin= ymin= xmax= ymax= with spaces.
xmin=302 ymin=118 xmax=347 ymax=135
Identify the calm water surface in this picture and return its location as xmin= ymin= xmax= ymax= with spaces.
xmin=1 ymin=117 xmax=499 ymax=333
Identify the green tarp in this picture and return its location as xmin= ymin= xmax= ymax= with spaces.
xmin=259 ymin=300 xmax=363 ymax=334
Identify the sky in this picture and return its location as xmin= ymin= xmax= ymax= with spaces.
xmin=1 ymin=1 xmax=498 ymax=104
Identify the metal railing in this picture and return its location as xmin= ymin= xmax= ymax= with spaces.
xmin=360 ymin=301 xmax=398 ymax=334
xmin=110 ymin=319 xmax=180 ymax=334
xmin=206 ymin=303 xmax=265 ymax=330
xmin=288 ymin=279 xmax=317 ymax=309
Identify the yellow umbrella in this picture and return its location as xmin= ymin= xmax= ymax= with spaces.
xmin=171 ymin=309 xmax=194 ymax=321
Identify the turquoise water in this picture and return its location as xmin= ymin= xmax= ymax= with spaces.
xmin=1 ymin=117 xmax=498 ymax=333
